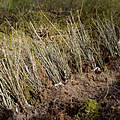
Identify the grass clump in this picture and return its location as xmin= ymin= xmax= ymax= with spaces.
xmin=93 ymin=18 xmax=120 ymax=57
xmin=0 ymin=30 xmax=41 ymax=110
xmin=30 ymin=21 xmax=71 ymax=84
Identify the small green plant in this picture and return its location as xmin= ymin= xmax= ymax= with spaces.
xmin=23 ymin=86 xmax=35 ymax=104
xmin=75 ymin=99 xmax=100 ymax=120
xmin=104 ymin=65 xmax=109 ymax=73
